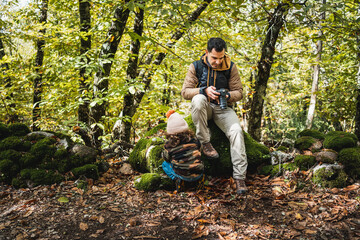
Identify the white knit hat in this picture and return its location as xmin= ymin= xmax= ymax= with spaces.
xmin=166 ymin=110 xmax=189 ymax=134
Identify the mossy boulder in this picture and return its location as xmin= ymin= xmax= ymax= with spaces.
xmin=258 ymin=162 xmax=297 ymax=176
xmin=0 ymin=136 xmax=31 ymax=152
xmin=312 ymin=164 xmax=348 ymax=188
xmin=298 ymin=129 xmax=325 ymax=140
xmin=129 ymin=117 xmax=270 ymax=177
xmin=323 ymin=131 xmax=358 ymax=152
xmin=277 ymin=146 xmax=288 ymax=152
xmin=338 ymin=147 xmax=360 ymax=179
xmin=294 ymin=155 xmax=316 ymax=170
xmin=71 ymin=164 xmax=99 ymax=180
xmin=0 ymin=123 xmax=11 ymax=140
xmin=30 ymin=137 xmax=57 ymax=161
xmin=134 ymin=173 xmax=162 ymax=191
xmin=0 ymin=149 xmax=22 ymax=163
xmin=144 ymin=123 xmax=166 ymax=137
xmin=128 ymin=137 xmax=165 ymax=173
xmin=294 ymin=136 xmax=317 ymax=151
xmin=8 ymin=123 xmax=31 ymax=137
xmin=19 ymin=168 xmax=63 ymax=187
xmin=0 ymin=159 xmax=20 ymax=183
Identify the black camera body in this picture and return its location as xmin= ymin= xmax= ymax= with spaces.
xmin=216 ymin=88 xmax=228 ymax=110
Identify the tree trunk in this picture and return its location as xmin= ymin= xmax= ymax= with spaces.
xmin=306 ymin=0 xmax=326 ymax=129
xmin=247 ymin=3 xmax=289 ymax=141
xmin=114 ymin=2 xmax=144 ymax=142
xmin=89 ymin=2 xmax=130 ymax=149
xmin=32 ymin=0 xmax=48 ymax=131
xmin=117 ymin=0 xmax=213 ymax=143
xmin=355 ymin=27 xmax=360 ymax=139
xmin=78 ymin=0 xmax=91 ymax=125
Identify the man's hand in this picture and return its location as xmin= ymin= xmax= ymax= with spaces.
xmin=205 ymin=86 xmax=220 ymax=101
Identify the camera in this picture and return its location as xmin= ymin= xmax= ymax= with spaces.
xmin=216 ymin=88 xmax=228 ymax=110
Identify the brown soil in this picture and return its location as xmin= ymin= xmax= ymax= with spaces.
xmin=0 ymin=166 xmax=359 ymax=240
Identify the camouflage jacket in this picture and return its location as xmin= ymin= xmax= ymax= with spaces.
xmin=162 ymin=138 xmax=204 ymax=179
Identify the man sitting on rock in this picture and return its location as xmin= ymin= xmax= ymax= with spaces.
xmin=181 ymin=37 xmax=248 ymax=194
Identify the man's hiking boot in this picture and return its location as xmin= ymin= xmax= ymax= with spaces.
xmin=202 ymin=142 xmax=219 ymax=159
xmin=235 ymin=179 xmax=248 ymax=194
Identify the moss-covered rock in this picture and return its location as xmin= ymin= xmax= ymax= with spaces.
xmin=0 ymin=159 xmax=19 ymax=183
xmin=129 ymin=117 xmax=270 ymax=177
xmin=298 ymin=129 xmax=325 ymax=140
xmin=71 ymin=164 xmax=99 ymax=180
xmin=30 ymin=137 xmax=57 ymax=162
xmin=19 ymin=153 xmax=39 ymax=168
xmin=294 ymin=136 xmax=316 ymax=151
xmin=323 ymin=131 xmax=358 ymax=152
xmin=95 ymin=160 xmax=110 ymax=174
xmin=134 ymin=173 xmax=162 ymax=191
xmin=0 ymin=149 xmax=22 ymax=163
xmin=0 ymin=136 xmax=31 ymax=152
xmin=144 ymin=123 xmax=166 ymax=137
xmin=312 ymin=165 xmax=348 ymax=188
xmin=294 ymin=155 xmax=316 ymax=170
xmin=338 ymin=147 xmax=360 ymax=179
xmin=20 ymin=168 xmax=63 ymax=186
xmin=0 ymin=123 xmax=11 ymax=140
xmin=258 ymin=162 xmax=298 ymax=176
xmin=8 ymin=123 xmax=31 ymax=137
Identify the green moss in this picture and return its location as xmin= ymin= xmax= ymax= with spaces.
xmin=8 ymin=123 xmax=31 ymax=137
xmin=20 ymin=168 xmax=63 ymax=186
xmin=128 ymin=138 xmax=153 ymax=173
xmin=0 ymin=123 xmax=11 ymax=140
xmin=71 ymin=164 xmax=99 ymax=180
xmin=277 ymin=146 xmax=288 ymax=152
xmin=160 ymin=176 xmax=175 ymax=190
xmin=30 ymin=137 xmax=57 ymax=162
xmin=0 ymin=159 xmax=19 ymax=183
xmin=323 ymin=131 xmax=357 ymax=152
xmin=147 ymin=145 xmax=165 ymax=173
xmin=24 ymin=133 xmax=46 ymax=142
xmin=338 ymin=147 xmax=360 ymax=179
xmin=258 ymin=162 xmax=298 ymax=176
xmin=294 ymin=136 xmax=316 ymax=151
xmin=0 ymin=149 xmax=22 ymax=163
xmin=244 ymin=131 xmax=271 ymax=173
xmin=11 ymin=177 xmax=26 ymax=189
xmin=95 ymin=160 xmax=110 ymax=173
xmin=312 ymin=168 xmax=348 ymax=188
xmin=19 ymin=153 xmax=39 ymax=168
xmin=184 ymin=115 xmax=196 ymax=132
xmin=294 ymin=155 xmax=316 ymax=170
xmin=298 ymin=129 xmax=325 ymax=140
xmin=0 ymin=136 xmax=31 ymax=151
xmin=134 ymin=173 xmax=162 ymax=191
xmin=144 ymin=123 xmax=166 ymax=137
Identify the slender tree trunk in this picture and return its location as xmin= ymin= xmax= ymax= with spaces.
xmin=113 ymin=2 xmax=144 ymax=142
xmin=78 ymin=0 xmax=91 ymax=125
xmin=306 ymin=0 xmax=326 ymax=129
xmin=118 ymin=0 xmax=213 ymax=143
xmin=89 ymin=2 xmax=130 ymax=149
xmin=32 ymin=0 xmax=48 ymax=131
xmin=247 ymin=2 xmax=289 ymax=141
xmin=355 ymin=28 xmax=360 ymax=139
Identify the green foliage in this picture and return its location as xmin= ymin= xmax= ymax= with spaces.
xmin=298 ymin=129 xmax=325 ymax=140
xmin=8 ymin=123 xmax=31 ymax=136
xmin=323 ymin=131 xmax=357 ymax=152
xmin=71 ymin=164 xmax=99 ymax=180
xmin=294 ymin=155 xmax=316 ymax=170
xmin=338 ymin=148 xmax=360 ymax=179
xmin=312 ymin=168 xmax=348 ymax=188
xmin=294 ymin=136 xmax=316 ymax=151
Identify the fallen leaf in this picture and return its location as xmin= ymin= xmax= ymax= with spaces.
xmin=305 ymin=229 xmax=317 ymax=234
xmin=57 ymin=197 xmax=69 ymax=203
xmin=99 ymin=216 xmax=105 ymax=224
xmin=79 ymin=222 xmax=88 ymax=231
xmin=343 ymin=184 xmax=359 ymax=192
xmin=288 ymin=201 xmax=308 ymax=210
xmin=295 ymin=213 xmax=304 ymax=220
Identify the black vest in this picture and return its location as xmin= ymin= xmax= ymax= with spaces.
xmin=193 ymin=60 xmax=233 ymax=90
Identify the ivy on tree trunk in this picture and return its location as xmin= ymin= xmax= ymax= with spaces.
xmin=32 ymin=0 xmax=48 ymax=131
xmin=248 ymin=2 xmax=289 ymax=141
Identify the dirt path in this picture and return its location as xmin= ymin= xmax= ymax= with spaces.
xmin=0 ymin=166 xmax=359 ymax=240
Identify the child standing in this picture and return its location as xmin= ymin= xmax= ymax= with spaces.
xmin=162 ymin=110 xmax=204 ymax=191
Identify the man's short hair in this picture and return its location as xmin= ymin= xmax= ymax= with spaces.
xmin=207 ymin=38 xmax=227 ymax=52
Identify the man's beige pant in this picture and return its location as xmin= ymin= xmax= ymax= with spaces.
xmin=191 ymin=94 xmax=248 ymax=180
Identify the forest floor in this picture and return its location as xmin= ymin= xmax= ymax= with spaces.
xmin=0 ymin=159 xmax=359 ymax=240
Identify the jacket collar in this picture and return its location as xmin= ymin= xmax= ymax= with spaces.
xmin=200 ymin=53 xmax=231 ymax=71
